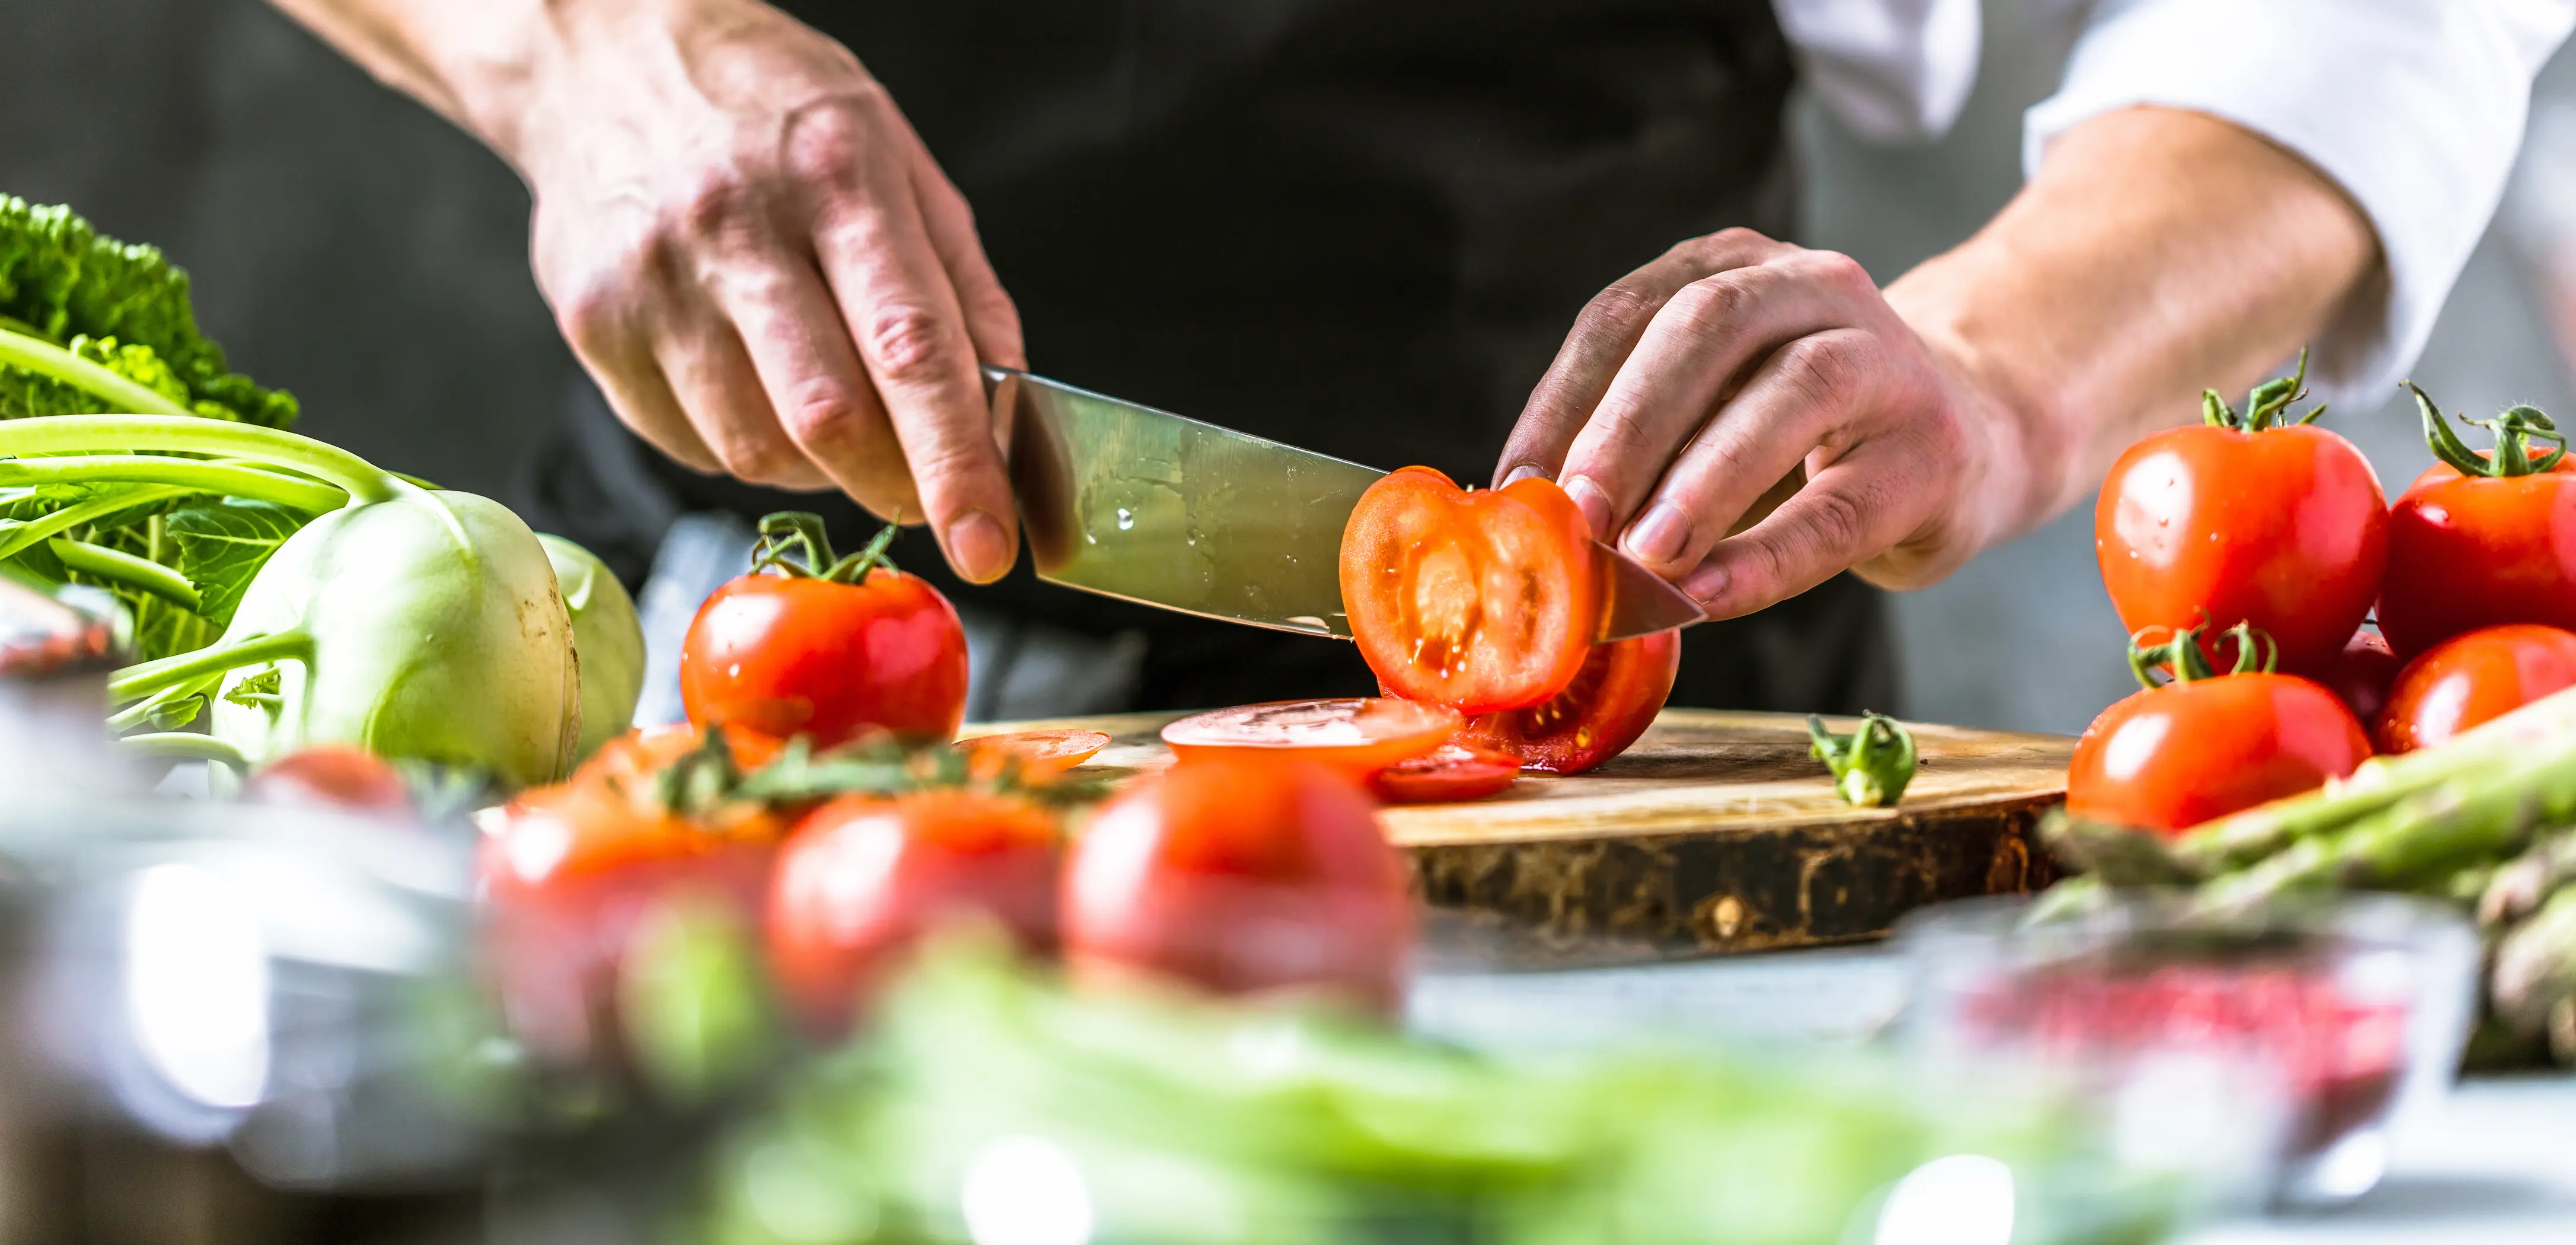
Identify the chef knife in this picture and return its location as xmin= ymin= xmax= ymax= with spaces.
xmin=983 ymin=367 xmax=1705 ymax=642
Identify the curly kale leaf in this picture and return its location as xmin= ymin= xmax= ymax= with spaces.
xmin=0 ymin=196 xmax=298 ymax=427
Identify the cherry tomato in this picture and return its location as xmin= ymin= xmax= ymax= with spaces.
xmin=1368 ymin=743 xmax=1522 ymax=803
xmin=766 ymin=790 xmax=1061 ymax=1036
xmin=2379 ymin=460 xmax=2576 ymax=661
xmin=2068 ymin=634 xmax=2371 ymax=836
xmin=2377 ymin=624 xmax=2576 ymax=753
xmin=680 ymin=515 xmax=969 ymax=748
xmin=1063 ymin=756 xmax=1414 ymax=1011
xmin=241 ymin=744 xmax=412 ymax=819
xmin=1160 ymin=698 xmax=1460 ymax=774
xmin=2096 ymin=401 xmax=2386 ymax=676
xmin=2317 ymin=629 xmax=2403 ymax=730
xmin=1456 ymin=631 xmax=1680 ymax=774
xmin=1340 ymin=466 xmax=1600 ymax=714
xmin=957 ymin=728 xmax=1112 ymax=778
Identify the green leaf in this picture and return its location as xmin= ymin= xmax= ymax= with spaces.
xmin=165 ymin=498 xmax=303 ymax=629
xmin=221 ymin=667 xmax=282 ymax=713
xmin=143 ymin=693 xmax=203 ymax=730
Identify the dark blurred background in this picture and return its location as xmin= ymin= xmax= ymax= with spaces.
xmin=10 ymin=0 xmax=2576 ymax=734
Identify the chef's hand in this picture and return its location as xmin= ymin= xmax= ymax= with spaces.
xmin=270 ymin=0 xmax=1022 ymax=581
xmin=1496 ymin=107 xmax=2381 ymax=620
xmin=1492 ymin=229 xmax=2022 ymax=619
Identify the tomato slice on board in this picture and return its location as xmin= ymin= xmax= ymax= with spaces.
xmin=1160 ymin=698 xmax=1460 ymax=774
xmin=957 ymin=728 xmax=1112 ymax=777
xmin=1340 ymin=466 xmax=1601 ymax=715
xmin=1457 ymin=631 xmax=1680 ymax=775
xmin=1367 ymin=743 xmax=1521 ymax=804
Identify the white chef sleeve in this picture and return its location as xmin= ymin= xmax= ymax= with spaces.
xmin=2025 ymin=0 xmax=2576 ymax=406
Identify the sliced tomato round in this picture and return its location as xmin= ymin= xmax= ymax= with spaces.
xmin=1160 ymin=698 xmax=1460 ymax=774
xmin=1457 ymin=631 xmax=1680 ymax=774
xmin=957 ymin=728 xmax=1112 ymax=777
xmin=1340 ymin=466 xmax=1601 ymax=714
xmin=1368 ymin=743 xmax=1521 ymax=804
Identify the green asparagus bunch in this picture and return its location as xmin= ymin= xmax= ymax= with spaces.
xmin=2038 ymin=685 xmax=2576 ymax=1066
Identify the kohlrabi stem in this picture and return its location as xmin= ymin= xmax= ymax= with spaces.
xmin=0 ymin=327 xmax=195 ymax=419
xmin=49 ymin=537 xmax=200 ymax=611
xmin=118 ymin=732 xmax=248 ymax=769
xmin=109 ymin=629 xmax=310 ymax=703
xmin=0 ymin=456 xmax=346 ymax=513
xmin=0 ymin=483 xmax=191 ymax=561
xmin=0 ymin=415 xmax=397 ymax=505
xmin=106 ymin=675 xmax=220 ymax=732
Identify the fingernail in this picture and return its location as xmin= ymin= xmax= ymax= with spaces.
xmin=1624 ymin=501 xmax=1692 ymax=565
xmin=1562 ymin=476 xmax=1613 ymax=540
xmin=1682 ymin=562 xmax=1729 ymax=604
xmin=1501 ymin=463 xmax=1545 ymax=486
xmin=944 ymin=509 xmax=1012 ymax=582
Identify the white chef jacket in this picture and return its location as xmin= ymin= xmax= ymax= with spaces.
xmin=1773 ymin=0 xmax=2576 ymax=406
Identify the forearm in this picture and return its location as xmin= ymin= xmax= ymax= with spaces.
xmin=1886 ymin=105 xmax=2380 ymax=540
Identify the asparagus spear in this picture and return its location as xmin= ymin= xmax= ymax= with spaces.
xmin=2478 ymin=829 xmax=2576 ymax=931
xmin=2489 ymin=887 xmax=2576 ymax=1064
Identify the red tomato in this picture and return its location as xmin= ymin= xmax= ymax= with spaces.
xmin=1456 ymin=631 xmax=1680 ymax=774
xmin=2376 ymin=625 xmax=2576 ymax=753
xmin=2096 ymin=420 xmax=2386 ymax=677
xmin=766 ymin=791 xmax=1061 ymax=1036
xmin=2379 ymin=460 xmax=2576 ymax=660
xmin=957 ymin=728 xmax=1112 ymax=778
xmin=680 ymin=562 xmax=968 ymax=748
xmin=2318 ymin=629 xmax=2403 ymax=729
xmin=1062 ymin=756 xmax=1414 ymax=1011
xmin=242 ymin=744 xmax=412 ymax=819
xmin=1160 ymin=698 xmax=1460 ymax=774
xmin=1368 ymin=743 xmax=1522 ymax=803
xmin=2068 ymin=672 xmax=2371 ymax=836
xmin=1340 ymin=466 xmax=1600 ymax=714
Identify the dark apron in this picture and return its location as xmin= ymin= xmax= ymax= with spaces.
xmin=518 ymin=0 xmax=1898 ymax=716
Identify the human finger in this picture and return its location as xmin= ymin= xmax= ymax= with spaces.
xmin=1554 ymin=256 xmax=1861 ymax=542
xmin=1608 ymin=324 xmax=1885 ymax=575
xmin=652 ymin=311 xmax=830 ymax=491
xmin=1676 ymin=443 xmax=1934 ymax=620
xmin=909 ymin=142 xmax=1025 ymax=371
xmin=706 ymin=256 xmax=908 ymax=498
xmin=1493 ymin=228 xmax=1792 ymax=491
xmin=812 ymin=157 xmax=1019 ymax=582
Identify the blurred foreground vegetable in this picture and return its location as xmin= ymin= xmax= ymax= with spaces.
xmin=541 ymin=533 xmax=645 ymax=761
xmin=694 ymin=942 xmax=2184 ymax=1245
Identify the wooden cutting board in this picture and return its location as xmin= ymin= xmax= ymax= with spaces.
xmin=967 ymin=709 xmax=2074 ymax=966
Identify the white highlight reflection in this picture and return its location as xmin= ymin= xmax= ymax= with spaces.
xmin=1874 ymin=1153 xmax=2016 ymax=1245
xmin=961 ymin=1135 xmax=1093 ymax=1245
xmin=125 ymin=863 xmax=269 ymax=1109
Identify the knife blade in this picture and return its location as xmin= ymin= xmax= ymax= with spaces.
xmin=984 ymin=367 xmax=1705 ymax=641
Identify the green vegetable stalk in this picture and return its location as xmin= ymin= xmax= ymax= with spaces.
xmin=1809 ymin=711 xmax=1917 ymax=807
xmin=13 ymin=415 xmax=584 ymax=787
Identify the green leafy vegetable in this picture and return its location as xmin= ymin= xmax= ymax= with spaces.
xmin=166 ymin=498 xmax=303 ymax=628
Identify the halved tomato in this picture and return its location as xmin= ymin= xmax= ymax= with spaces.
xmin=1340 ymin=466 xmax=1600 ymax=714
xmin=1458 ymin=631 xmax=1680 ymax=774
xmin=1161 ymin=698 xmax=1459 ymax=773
xmin=957 ymin=728 xmax=1112 ymax=778
xmin=1368 ymin=743 xmax=1521 ymax=804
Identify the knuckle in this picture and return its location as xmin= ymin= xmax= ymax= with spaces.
xmin=1579 ymin=283 xmax=1660 ymax=343
xmin=1794 ymin=248 xmax=1873 ymax=292
xmin=709 ymin=431 xmax=802 ymax=483
xmin=1774 ymin=333 xmax=1869 ymax=411
xmin=1668 ymin=273 xmax=1754 ymax=335
xmin=780 ymin=94 xmax=881 ymax=185
xmin=775 ymin=377 xmax=871 ymax=446
xmin=861 ymin=304 xmax=961 ymax=385
xmin=674 ymin=169 xmax=764 ymax=246
xmin=1800 ymin=485 xmax=1872 ymax=559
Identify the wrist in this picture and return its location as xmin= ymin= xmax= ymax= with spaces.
xmin=1887 ymin=268 xmax=2076 ymax=547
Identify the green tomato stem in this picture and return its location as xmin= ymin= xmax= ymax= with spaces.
xmin=0 ymin=456 xmax=345 ymax=513
xmin=1807 ymin=711 xmax=1918 ymax=808
xmin=109 ymin=629 xmax=310 ymax=703
xmin=49 ymin=537 xmax=200 ymax=611
xmin=0 ymin=483 xmax=193 ymax=561
xmin=0 ymin=415 xmax=397 ymax=505
xmin=117 ymin=731 xmax=249 ymax=769
xmin=0 ymin=326 xmax=195 ymax=419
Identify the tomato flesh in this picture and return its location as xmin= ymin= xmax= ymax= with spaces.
xmin=1340 ymin=466 xmax=1600 ymax=714
xmin=957 ymin=728 xmax=1111 ymax=777
xmin=2379 ymin=459 xmax=2576 ymax=659
xmin=767 ymin=790 xmax=1061 ymax=1036
xmin=2377 ymin=624 xmax=2576 ymax=753
xmin=2068 ymin=672 xmax=2371 ymax=835
xmin=680 ymin=568 xmax=970 ymax=748
xmin=2096 ymin=424 xmax=2387 ymax=676
xmin=1457 ymin=631 xmax=1679 ymax=774
xmin=1161 ymin=698 xmax=1459 ymax=774
xmin=1062 ymin=756 xmax=1413 ymax=1011
xmin=1369 ymin=743 xmax=1521 ymax=803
